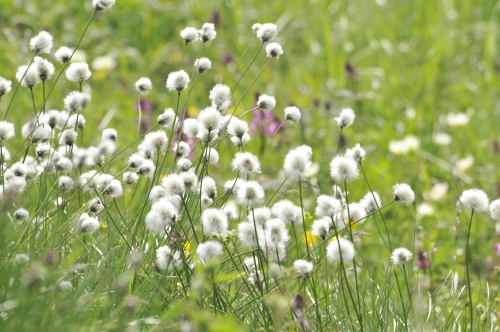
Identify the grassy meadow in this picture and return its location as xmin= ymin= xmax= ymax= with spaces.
xmin=0 ymin=0 xmax=500 ymax=331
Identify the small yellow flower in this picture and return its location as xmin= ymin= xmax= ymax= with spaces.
xmin=183 ymin=241 xmax=191 ymax=254
xmin=302 ymin=231 xmax=317 ymax=245
xmin=345 ymin=219 xmax=359 ymax=230
xmin=304 ymin=211 xmax=313 ymax=220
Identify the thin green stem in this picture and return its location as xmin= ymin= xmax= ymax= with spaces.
xmin=232 ymin=42 xmax=264 ymax=92
xmin=465 ymin=209 xmax=474 ymax=331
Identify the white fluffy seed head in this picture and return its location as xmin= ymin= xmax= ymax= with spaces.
xmin=92 ymin=0 xmax=115 ymax=11
xmin=202 ymin=208 xmax=228 ymax=235
xmin=0 ymin=77 xmax=12 ymax=97
xmin=123 ymin=172 xmax=139 ymax=185
xmin=283 ymin=146 xmax=311 ymax=178
xmin=14 ymin=208 xmax=30 ymax=221
xmin=315 ymin=195 xmax=341 ymax=218
xmin=101 ymin=128 xmax=118 ymax=142
xmin=271 ymin=199 xmax=302 ymax=225
xmin=391 ymin=248 xmax=413 ymax=265
xmin=359 ymin=192 xmax=382 ymax=213
xmin=236 ymin=181 xmax=265 ymax=207
xmin=197 ymin=241 xmax=223 ymax=263
xmin=79 ymin=214 xmax=99 ymax=233
xmin=145 ymin=211 xmax=166 ymax=235
xmin=224 ymin=178 xmax=243 ymax=195
xmin=64 ymin=91 xmax=90 ymax=113
xmin=161 ymin=174 xmax=185 ymax=196
xmin=490 ymin=199 xmax=500 ymax=222
xmin=209 ymin=84 xmax=232 ymax=114
xmin=30 ymin=124 xmax=52 ymax=143
xmin=177 ymin=157 xmax=192 ymax=172
xmin=128 ymin=153 xmax=145 ymax=169
xmin=265 ymin=218 xmax=290 ymax=246
xmin=88 ymin=198 xmax=105 ymax=213
xmin=201 ymin=176 xmax=217 ymax=199
xmin=238 ymin=222 xmax=265 ymax=248
xmin=166 ymin=70 xmax=189 ymax=93
xmin=137 ymin=159 xmax=155 ymax=178
xmin=155 ymin=245 xmax=172 ymax=270
xmin=0 ymin=146 xmax=11 ymax=163
xmin=227 ymin=118 xmax=249 ymax=138
xmin=174 ymin=141 xmax=190 ymax=158
xmin=34 ymin=56 xmax=55 ymax=81
xmin=55 ymin=46 xmax=73 ymax=64
xmin=143 ymin=130 xmax=168 ymax=152
xmin=311 ymin=217 xmax=331 ymax=240
xmin=459 ymin=189 xmax=489 ymax=212
xmin=59 ymin=129 xmax=78 ymax=146
xmin=199 ymin=23 xmax=217 ymax=42
xmin=345 ymin=143 xmax=366 ymax=163
xmin=232 ymin=152 xmax=261 ymax=176
xmin=326 ymin=238 xmax=355 ymax=263
xmin=103 ymin=179 xmax=123 ymax=198
xmin=182 ymin=118 xmax=199 ymax=139
xmin=393 ymin=183 xmax=415 ymax=205
xmin=156 ymin=108 xmax=176 ymax=128
xmin=29 ymin=31 xmax=53 ymax=53
xmin=198 ymin=106 xmax=222 ymax=131
xmin=231 ymin=133 xmax=250 ymax=147
xmin=68 ymin=114 xmax=86 ymax=129
xmin=58 ymin=176 xmax=74 ymax=192
xmin=294 ymin=259 xmax=314 ymax=276
xmin=195 ymin=57 xmax=212 ymax=73
xmin=335 ymin=108 xmax=355 ymax=128
xmin=0 ymin=121 xmax=15 ymax=141
xmin=180 ymin=171 xmax=198 ymax=192
xmin=135 ymin=77 xmax=152 ymax=94
xmin=257 ymin=94 xmax=276 ymax=110
xmin=252 ymin=23 xmax=261 ymax=34
xmin=343 ymin=203 xmax=366 ymax=223
xmin=256 ymin=23 xmax=278 ymax=42
xmin=66 ymin=62 xmax=92 ymax=83
xmin=266 ymin=42 xmax=283 ymax=58
xmin=330 ymin=155 xmax=359 ymax=182
xmin=248 ymin=207 xmax=271 ymax=227
xmin=180 ymin=27 xmax=199 ymax=43
xmin=204 ymin=147 xmax=219 ymax=165
xmin=284 ymin=106 xmax=301 ymax=122
xmin=16 ymin=65 xmax=40 ymax=88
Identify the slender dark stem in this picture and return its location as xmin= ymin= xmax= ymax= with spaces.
xmin=232 ymin=42 xmax=264 ymax=92
xmin=394 ymin=269 xmax=409 ymax=331
xmin=465 ymin=209 xmax=475 ymax=331
xmin=298 ymin=176 xmax=311 ymax=260
xmin=336 ymin=128 xmax=343 ymax=154
xmin=137 ymin=93 xmax=142 ymax=138
xmin=40 ymin=11 xmax=96 ymax=113
xmin=3 ymin=52 xmax=38 ymax=120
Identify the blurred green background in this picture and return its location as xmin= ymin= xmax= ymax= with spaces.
xmin=1 ymin=0 xmax=500 ymax=324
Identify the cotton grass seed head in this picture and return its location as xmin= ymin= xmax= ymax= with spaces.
xmin=55 ymin=46 xmax=73 ymax=64
xmin=459 ymin=189 xmax=489 ymax=212
xmin=330 ymin=155 xmax=359 ymax=182
xmin=180 ymin=27 xmax=199 ymax=44
xmin=248 ymin=207 xmax=271 ymax=227
xmin=283 ymin=146 xmax=312 ymax=178
xmin=326 ymin=238 xmax=355 ymax=263
xmin=294 ymin=260 xmax=314 ymax=277
xmin=209 ymin=84 xmax=232 ymax=114
xmin=345 ymin=143 xmax=366 ymax=163
xmin=226 ymin=118 xmax=249 ymax=139
xmin=391 ymin=248 xmax=413 ymax=265
xmin=265 ymin=218 xmax=290 ymax=245
xmin=14 ymin=208 xmax=30 ymax=221
xmin=195 ymin=57 xmax=212 ymax=73
xmin=257 ymin=94 xmax=276 ymax=110
xmin=66 ymin=62 xmax=92 ymax=83
xmin=199 ymin=23 xmax=216 ymax=42
xmin=0 ymin=121 xmax=15 ymax=141
xmin=198 ymin=106 xmax=222 ymax=132
xmin=166 ymin=70 xmax=189 ymax=93
xmin=34 ymin=57 xmax=54 ymax=82
xmin=360 ymin=192 xmax=381 ymax=213
xmin=335 ymin=108 xmax=355 ymax=129
xmin=238 ymin=222 xmax=264 ymax=248
xmin=0 ymin=77 xmax=12 ymax=97
xmin=256 ymin=23 xmax=278 ymax=42
xmin=202 ymin=208 xmax=228 ymax=235
xmin=177 ymin=157 xmax=192 ymax=172
xmin=92 ymin=0 xmax=115 ymax=12
xmin=284 ymin=106 xmax=301 ymax=122
xmin=59 ymin=176 xmax=74 ymax=192
xmin=155 ymin=245 xmax=172 ymax=270
xmin=311 ymin=217 xmax=331 ymax=240
xmin=201 ymin=176 xmax=217 ymax=199
xmin=16 ymin=65 xmax=40 ymax=89
xmin=135 ymin=77 xmax=152 ymax=95
xmin=29 ymin=31 xmax=53 ymax=53
xmin=343 ymin=203 xmax=366 ymax=223
xmin=272 ymin=199 xmax=302 ymax=225
xmin=161 ymin=174 xmax=185 ymax=197
xmin=232 ymin=152 xmax=261 ymax=176
xmin=236 ymin=181 xmax=265 ymax=207
xmin=64 ymin=91 xmax=90 ymax=113
xmin=197 ymin=241 xmax=223 ymax=263
xmin=490 ymin=199 xmax=500 ymax=222
xmin=393 ymin=183 xmax=415 ymax=205
xmin=266 ymin=42 xmax=283 ymax=58
xmin=315 ymin=195 xmax=341 ymax=218
xmin=252 ymin=23 xmax=261 ymax=35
